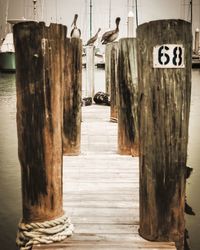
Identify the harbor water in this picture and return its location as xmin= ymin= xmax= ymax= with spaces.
xmin=0 ymin=69 xmax=199 ymax=250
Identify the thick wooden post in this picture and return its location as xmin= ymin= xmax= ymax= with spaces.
xmin=14 ymin=21 xmax=66 ymax=223
xmin=117 ymin=38 xmax=139 ymax=156
xmin=137 ymin=20 xmax=192 ymax=249
xmin=110 ymin=42 xmax=119 ymax=122
xmin=63 ymin=38 xmax=82 ymax=155
xmin=105 ymin=43 xmax=112 ymax=94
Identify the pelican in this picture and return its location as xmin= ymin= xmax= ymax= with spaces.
xmin=70 ymin=14 xmax=81 ymax=38
xmin=85 ymin=28 xmax=101 ymax=46
xmin=101 ymin=17 xmax=121 ymax=44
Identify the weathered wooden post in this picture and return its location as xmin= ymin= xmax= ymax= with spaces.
xmin=14 ymin=22 xmax=73 ymax=249
xmin=85 ymin=45 xmax=95 ymax=97
xmin=117 ymin=38 xmax=139 ymax=156
xmin=194 ymin=28 xmax=199 ymax=54
xmin=110 ymin=42 xmax=119 ymax=122
xmin=63 ymin=38 xmax=82 ymax=155
xmin=105 ymin=43 xmax=112 ymax=94
xmin=137 ymin=20 xmax=192 ymax=249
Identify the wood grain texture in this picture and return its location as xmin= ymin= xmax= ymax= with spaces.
xmin=63 ymin=38 xmax=82 ymax=155
xmin=118 ymin=38 xmax=139 ymax=156
xmin=105 ymin=44 xmax=112 ymax=94
xmin=110 ymin=42 xmax=119 ymax=121
xmin=137 ymin=19 xmax=192 ymax=249
xmin=14 ymin=22 xmax=67 ymax=222
xmin=33 ymin=105 xmax=175 ymax=250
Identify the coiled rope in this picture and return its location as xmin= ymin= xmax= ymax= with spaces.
xmin=16 ymin=213 xmax=74 ymax=250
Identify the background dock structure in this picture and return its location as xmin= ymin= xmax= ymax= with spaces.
xmin=33 ymin=105 xmax=176 ymax=250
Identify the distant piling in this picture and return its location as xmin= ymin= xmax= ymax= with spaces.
xmin=105 ymin=43 xmax=112 ymax=94
xmin=85 ymin=45 xmax=95 ymax=97
xmin=63 ymin=38 xmax=82 ymax=155
xmin=14 ymin=21 xmax=74 ymax=249
xmin=105 ymin=41 xmax=120 ymax=122
xmin=110 ymin=42 xmax=119 ymax=121
xmin=117 ymin=38 xmax=139 ymax=156
xmin=194 ymin=28 xmax=199 ymax=54
xmin=137 ymin=19 xmax=192 ymax=250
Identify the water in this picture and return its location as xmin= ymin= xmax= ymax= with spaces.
xmin=0 ymin=69 xmax=199 ymax=250
xmin=0 ymin=73 xmax=21 ymax=250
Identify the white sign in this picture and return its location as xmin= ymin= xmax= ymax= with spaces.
xmin=153 ymin=44 xmax=185 ymax=68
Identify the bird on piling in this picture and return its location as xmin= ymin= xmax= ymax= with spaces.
xmin=85 ymin=28 xmax=101 ymax=46
xmin=70 ymin=14 xmax=81 ymax=38
xmin=101 ymin=17 xmax=121 ymax=44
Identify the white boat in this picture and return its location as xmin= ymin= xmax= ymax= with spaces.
xmin=0 ymin=0 xmax=15 ymax=73
xmin=0 ymin=19 xmax=31 ymax=73
xmin=0 ymin=32 xmax=15 ymax=72
xmin=0 ymin=0 xmax=42 ymax=73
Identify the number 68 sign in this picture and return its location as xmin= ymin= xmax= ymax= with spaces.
xmin=153 ymin=44 xmax=185 ymax=68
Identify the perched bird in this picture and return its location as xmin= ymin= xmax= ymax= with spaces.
xmin=85 ymin=28 xmax=101 ymax=46
xmin=70 ymin=14 xmax=81 ymax=38
xmin=101 ymin=17 xmax=121 ymax=44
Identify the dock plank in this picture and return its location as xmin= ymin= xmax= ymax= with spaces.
xmin=33 ymin=105 xmax=176 ymax=250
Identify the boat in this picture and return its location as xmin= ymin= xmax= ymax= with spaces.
xmin=0 ymin=0 xmax=40 ymax=73
xmin=0 ymin=33 xmax=15 ymax=72
xmin=192 ymin=28 xmax=200 ymax=68
xmin=95 ymin=51 xmax=105 ymax=69
xmin=82 ymin=48 xmax=105 ymax=69
xmin=0 ymin=0 xmax=15 ymax=73
xmin=192 ymin=55 xmax=200 ymax=68
xmin=0 ymin=19 xmax=31 ymax=73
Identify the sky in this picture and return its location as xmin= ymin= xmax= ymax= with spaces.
xmin=0 ymin=0 xmax=200 ymax=45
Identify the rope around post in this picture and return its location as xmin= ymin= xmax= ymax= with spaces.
xmin=16 ymin=213 xmax=74 ymax=250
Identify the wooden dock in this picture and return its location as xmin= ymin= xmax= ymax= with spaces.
xmin=33 ymin=105 xmax=176 ymax=250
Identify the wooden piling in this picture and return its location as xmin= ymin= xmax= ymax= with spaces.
xmin=194 ymin=28 xmax=199 ymax=54
xmin=63 ymin=38 xmax=82 ymax=156
xmin=110 ymin=42 xmax=119 ymax=122
xmin=117 ymin=38 xmax=139 ymax=156
xmin=13 ymin=21 xmax=67 ymax=223
xmin=105 ymin=43 xmax=112 ymax=94
xmin=137 ymin=20 xmax=192 ymax=249
xmin=85 ymin=45 xmax=95 ymax=97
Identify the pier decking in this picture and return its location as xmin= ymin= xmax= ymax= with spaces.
xmin=33 ymin=105 xmax=176 ymax=250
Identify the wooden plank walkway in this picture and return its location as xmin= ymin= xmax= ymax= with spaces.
xmin=34 ymin=105 xmax=176 ymax=250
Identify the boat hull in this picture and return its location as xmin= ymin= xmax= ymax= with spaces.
xmin=0 ymin=52 xmax=16 ymax=72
